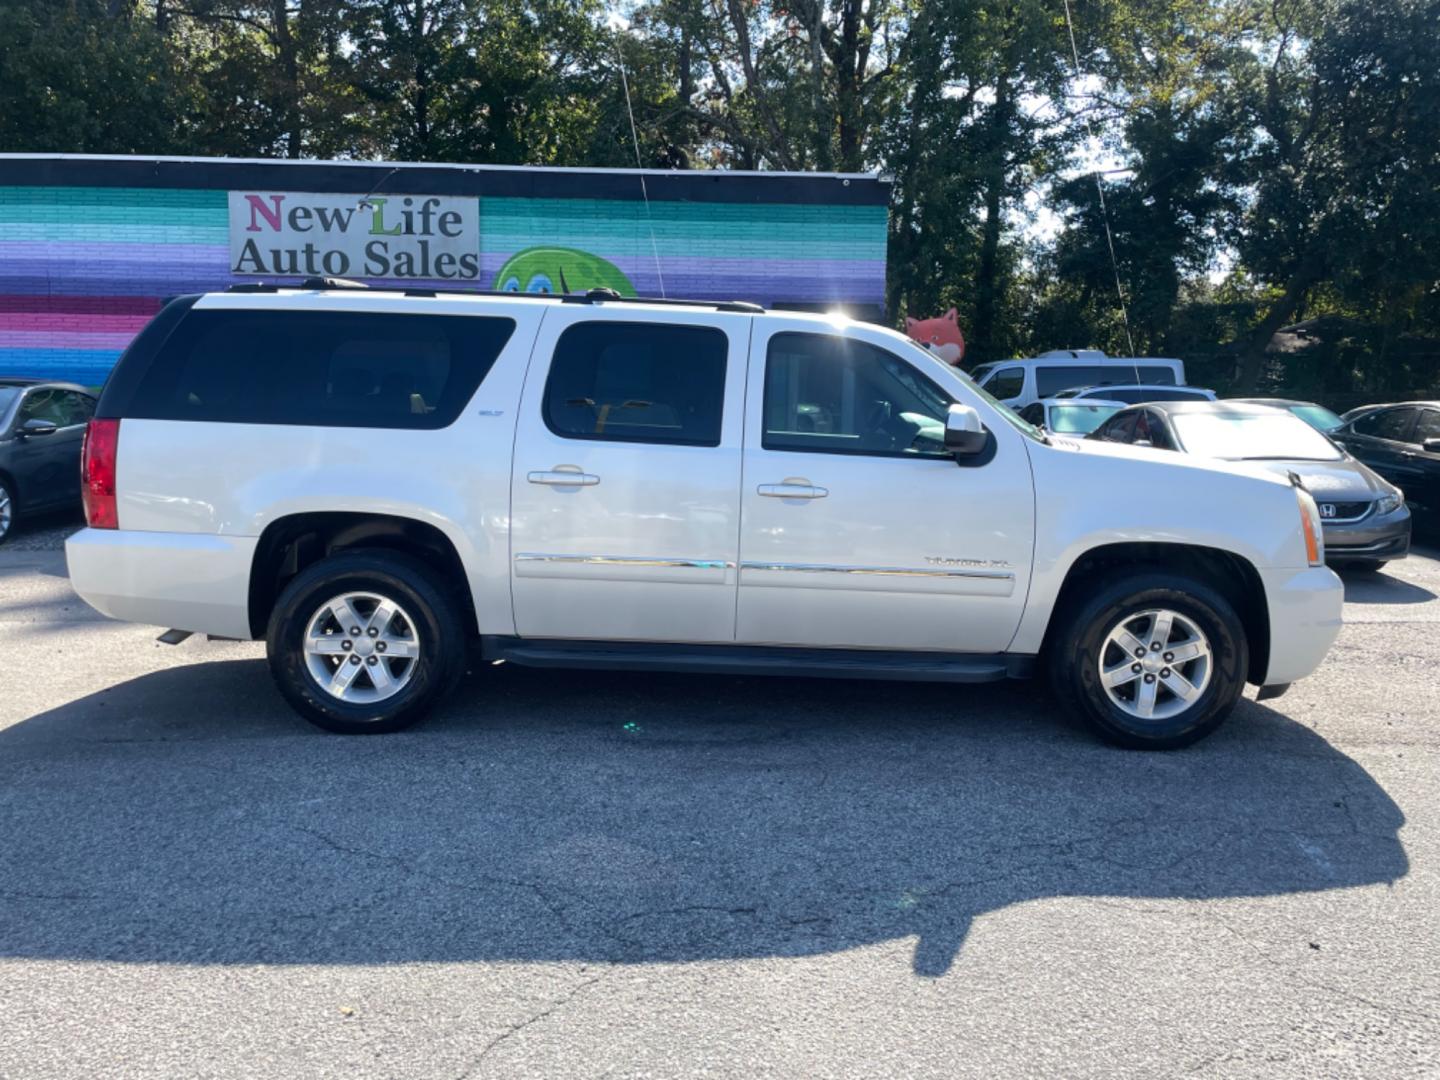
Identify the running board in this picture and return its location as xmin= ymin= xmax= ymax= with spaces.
xmin=482 ymin=637 xmax=1032 ymax=683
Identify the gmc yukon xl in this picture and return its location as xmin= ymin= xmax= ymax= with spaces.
xmin=66 ymin=283 xmax=1343 ymax=748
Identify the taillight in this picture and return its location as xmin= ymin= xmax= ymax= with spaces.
xmin=81 ymin=418 xmax=120 ymax=529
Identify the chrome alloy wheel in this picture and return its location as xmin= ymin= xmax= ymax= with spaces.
xmin=1097 ymin=608 xmax=1212 ymax=722
xmin=0 ymin=485 xmax=11 ymax=539
xmin=303 ymin=591 xmax=421 ymax=704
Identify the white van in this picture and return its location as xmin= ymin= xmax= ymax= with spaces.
xmin=969 ymin=350 xmax=1187 ymax=408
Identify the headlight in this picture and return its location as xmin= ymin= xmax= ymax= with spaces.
xmin=1376 ymin=490 xmax=1405 ymax=515
xmin=1296 ymin=488 xmax=1325 ymax=567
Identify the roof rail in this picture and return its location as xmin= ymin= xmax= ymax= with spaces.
xmin=224 ymin=279 xmax=766 ymax=313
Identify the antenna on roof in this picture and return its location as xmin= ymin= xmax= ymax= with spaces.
xmin=613 ymin=29 xmax=667 ymax=299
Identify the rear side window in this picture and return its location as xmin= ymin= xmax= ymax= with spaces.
xmin=1355 ymin=407 xmax=1417 ymax=442
xmin=1415 ymin=409 xmax=1440 ymax=444
xmin=543 ymin=321 xmax=728 ymax=446
xmin=1036 ymin=365 xmax=1106 ymax=396
xmin=121 ymin=309 xmax=515 ymax=429
xmin=984 ymin=366 xmax=1025 ymax=400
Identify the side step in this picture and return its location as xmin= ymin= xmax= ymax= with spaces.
xmin=482 ymin=637 xmax=1033 ymax=684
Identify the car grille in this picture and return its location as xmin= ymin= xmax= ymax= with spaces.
xmin=1316 ymin=500 xmax=1371 ymax=523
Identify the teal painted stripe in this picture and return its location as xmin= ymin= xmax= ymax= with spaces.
xmin=0 ymin=222 xmax=229 ymax=244
xmin=0 ymin=186 xmax=227 ymax=226
xmin=480 ymin=198 xmax=886 ymax=260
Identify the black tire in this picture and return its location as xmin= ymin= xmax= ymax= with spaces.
xmin=1047 ymin=571 xmax=1248 ymax=750
xmin=0 ymin=475 xmax=14 ymax=545
xmin=266 ymin=550 xmax=465 ymax=734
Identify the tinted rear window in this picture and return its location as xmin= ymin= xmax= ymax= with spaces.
xmin=1036 ymin=365 xmax=1107 ymax=396
xmin=119 ymin=309 xmax=515 ymax=429
xmin=543 ymin=321 xmax=728 ymax=446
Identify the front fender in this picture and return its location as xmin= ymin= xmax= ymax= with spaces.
xmin=1008 ymin=439 xmax=1308 ymax=654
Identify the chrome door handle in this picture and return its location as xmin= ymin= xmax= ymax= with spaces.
xmin=529 ymin=469 xmax=600 ymax=487
xmin=758 ymin=482 xmax=828 ymax=499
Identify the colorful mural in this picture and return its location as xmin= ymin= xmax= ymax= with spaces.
xmin=0 ymin=159 xmax=890 ymax=386
xmin=493 ymin=246 xmax=636 ymax=295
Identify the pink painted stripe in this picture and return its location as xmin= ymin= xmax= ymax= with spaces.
xmin=0 ymin=329 xmax=138 ymax=351
xmin=0 ymin=312 xmax=153 ymax=334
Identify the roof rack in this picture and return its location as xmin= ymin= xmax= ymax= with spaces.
xmin=225 ymin=279 xmax=765 ymax=314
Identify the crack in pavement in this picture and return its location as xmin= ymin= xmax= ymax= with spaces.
xmin=456 ymin=974 xmax=604 ymax=1078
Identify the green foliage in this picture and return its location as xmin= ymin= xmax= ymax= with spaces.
xmin=0 ymin=0 xmax=1437 ymax=396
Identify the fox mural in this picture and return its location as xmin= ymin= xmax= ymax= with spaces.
xmin=905 ymin=308 xmax=966 ymax=365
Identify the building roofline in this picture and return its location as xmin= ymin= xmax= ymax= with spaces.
xmin=0 ymin=152 xmax=884 ymax=184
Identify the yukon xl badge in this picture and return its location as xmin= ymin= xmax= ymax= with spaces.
xmin=926 ymin=556 xmax=1013 ymax=569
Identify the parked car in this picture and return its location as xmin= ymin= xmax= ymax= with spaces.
xmin=1339 ymin=404 xmax=1386 ymax=425
xmin=968 ymin=351 xmax=1186 ymax=408
xmin=1230 ymin=398 xmax=1345 ymax=434
xmin=1090 ymin=401 xmax=1411 ymax=570
xmin=66 ymin=282 xmax=1343 ymax=749
xmin=1053 ymin=384 xmax=1218 ymax=405
xmin=1331 ymin=401 xmax=1440 ymax=522
xmin=1016 ymin=398 xmax=1127 ymax=435
xmin=0 ymin=378 xmax=96 ymax=544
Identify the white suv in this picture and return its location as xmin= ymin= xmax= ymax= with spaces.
xmin=66 ymin=282 xmax=1343 ymax=748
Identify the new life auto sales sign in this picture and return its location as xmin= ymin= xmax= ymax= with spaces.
xmin=228 ymin=191 xmax=481 ymax=280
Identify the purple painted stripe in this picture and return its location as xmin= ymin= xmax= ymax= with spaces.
xmin=0 ymin=312 xmax=153 ymax=333
xmin=0 ymin=329 xmax=137 ymax=350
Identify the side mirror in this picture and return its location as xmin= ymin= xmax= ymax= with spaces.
xmin=1133 ymin=439 xmax=1153 ymax=449
xmin=18 ymin=418 xmax=58 ymax=438
xmin=1423 ymin=438 xmax=1440 ymax=454
xmin=944 ymin=403 xmax=988 ymax=457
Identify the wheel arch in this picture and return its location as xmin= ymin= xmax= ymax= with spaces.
xmin=1039 ymin=541 xmax=1270 ymax=685
xmin=248 ymin=511 xmax=477 ymax=640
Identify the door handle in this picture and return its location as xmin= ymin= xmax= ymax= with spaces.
xmin=758 ymin=481 xmax=828 ymax=499
xmin=529 ymin=468 xmax=600 ymax=487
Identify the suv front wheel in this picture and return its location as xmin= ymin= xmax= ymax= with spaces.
xmin=1049 ymin=571 xmax=1248 ymax=749
xmin=266 ymin=551 xmax=465 ymax=734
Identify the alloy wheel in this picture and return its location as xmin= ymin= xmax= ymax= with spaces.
xmin=1097 ymin=608 xmax=1212 ymax=721
xmin=302 ymin=591 xmax=421 ymax=704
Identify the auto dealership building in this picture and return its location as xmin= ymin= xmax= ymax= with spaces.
xmin=0 ymin=154 xmax=890 ymax=387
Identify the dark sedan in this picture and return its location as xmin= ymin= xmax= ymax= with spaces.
xmin=1331 ymin=401 xmax=1440 ymax=526
xmin=1089 ymin=400 xmax=1411 ymax=570
xmin=0 ymin=378 xmax=96 ymax=543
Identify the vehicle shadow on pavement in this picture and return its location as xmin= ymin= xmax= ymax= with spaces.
xmin=0 ymin=659 xmax=1408 ymax=977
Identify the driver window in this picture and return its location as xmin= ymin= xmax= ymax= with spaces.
xmin=763 ymin=332 xmax=954 ymax=458
xmin=1096 ymin=412 xmax=1138 ymax=443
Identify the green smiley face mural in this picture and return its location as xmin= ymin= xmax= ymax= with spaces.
xmin=493 ymin=246 xmax=637 ymax=296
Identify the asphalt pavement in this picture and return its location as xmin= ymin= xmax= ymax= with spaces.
xmin=0 ymin=524 xmax=1437 ymax=1078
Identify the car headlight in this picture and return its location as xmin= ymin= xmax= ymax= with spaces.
xmin=1296 ymin=488 xmax=1325 ymax=567
xmin=1376 ymin=490 xmax=1405 ymax=515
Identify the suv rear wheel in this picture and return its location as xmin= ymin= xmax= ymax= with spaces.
xmin=266 ymin=551 xmax=465 ymax=734
xmin=1049 ymin=571 xmax=1248 ymax=749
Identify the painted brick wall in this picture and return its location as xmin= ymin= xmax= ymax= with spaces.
xmin=0 ymin=167 xmax=889 ymax=386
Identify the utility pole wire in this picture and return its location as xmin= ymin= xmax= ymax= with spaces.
xmin=1061 ymin=0 xmax=1139 ymax=365
xmin=615 ymin=32 xmax=667 ymax=298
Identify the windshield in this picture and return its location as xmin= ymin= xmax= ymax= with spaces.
xmin=1172 ymin=411 xmax=1343 ymax=461
xmin=1289 ymin=403 xmax=1344 ymax=432
xmin=890 ymin=336 xmax=1045 ymax=442
xmin=968 ymin=362 xmax=997 ymax=384
xmin=1049 ymin=403 xmax=1122 ymax=434
xmin=0 ymin=387 xmax=19 ymax=420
